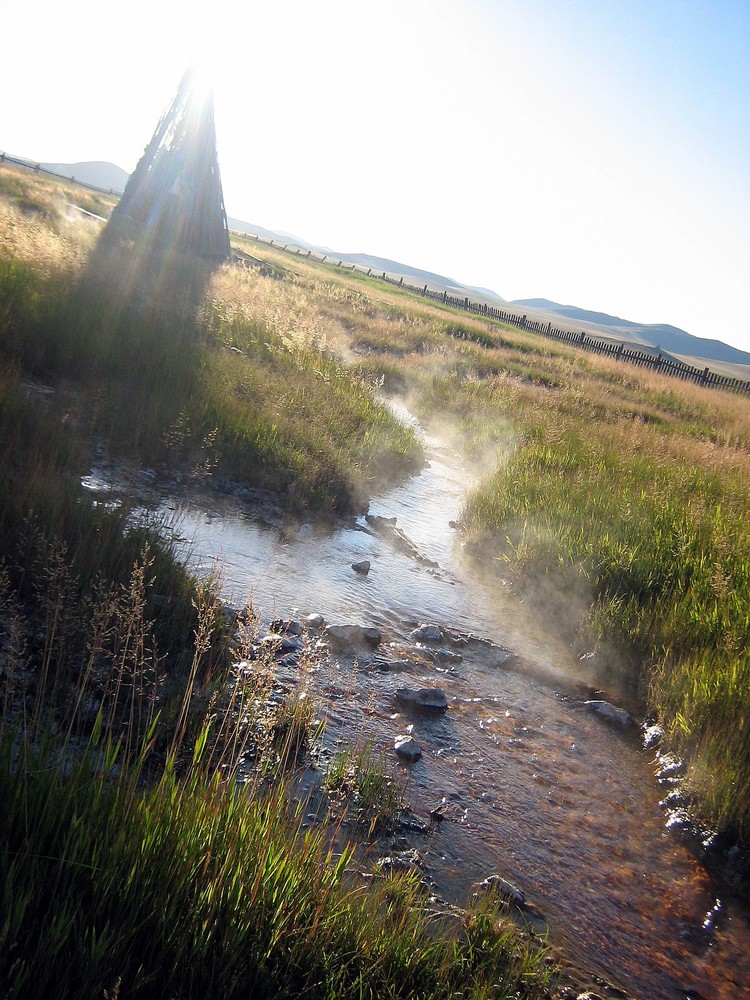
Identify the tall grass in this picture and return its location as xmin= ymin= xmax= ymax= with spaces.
xmin=235 ymin=238 xmax=750 ymax=836
xmin=0 ymin=554 xmax=553 ymax=1000
xmin=0 ymin=739 xmax=552 ymax=999
xmin=0 ymin=168 xmax=554 ymax=997
xmin=459 ymin=365 xmax=750 ymax=835
xmin=0 ymin=165 xmax=422 ymax=515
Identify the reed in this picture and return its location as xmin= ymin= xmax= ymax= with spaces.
xmin=326 ymin=743 xmax=404 ymax=835
xmin=0 ymin=543 xmax=552 ymax=1000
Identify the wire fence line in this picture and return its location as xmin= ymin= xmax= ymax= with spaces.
xmin=236 ymin=232 xmax=750 ymax=398
xmin=3 ymin=152 xmax=747 ymax=397
xmin=0 ymin=151 xmax=124 ymax=197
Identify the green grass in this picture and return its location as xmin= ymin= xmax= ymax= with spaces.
xmin=460 ymin=379 xmax=750 ymax=835
xmin=0 ymin=731 xmax=552 ymax=1000
xmin=326 ymin=744 xmax=404 ymax=835
xmin=0 ymin=166 xmax=554 ymax=998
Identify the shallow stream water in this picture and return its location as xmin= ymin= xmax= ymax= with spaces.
xmin=84 ymin=416 xmax=750 ymax=999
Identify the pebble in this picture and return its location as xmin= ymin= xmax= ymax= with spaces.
xmin=584 ymin=700 xmax=634 ymax=727
xmin=411 ymin=623 xmax=443 ymax=643
xmin=394 ymin=734 xmax=422 ymax=762
xmin=395 ymin=687 xmax=449 ymax=712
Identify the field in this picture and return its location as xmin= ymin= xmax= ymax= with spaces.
xmin=0 ymin=165 xmax=556 ymax=999
xmin=1 ymin=162 xmax=749 ymax=996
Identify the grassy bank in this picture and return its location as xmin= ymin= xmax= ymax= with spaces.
xmin=231 ymin=238 xmax=750 ymax=837
xmin=0 ymin=723 xmax=552 ymax=1000
xmin=460 ymin=367 xmax=750 ymax=835
xmin=0 ymin=165 xmax=421 ymax=517
xmin=0 ymin=166 xmax=554 ymax=999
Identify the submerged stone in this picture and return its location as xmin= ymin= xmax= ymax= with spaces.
xmin=326 ymin=623 xmax=381 ymax=647
xmin=396 ymin=687 xmax=449 ymax=712
xmin=351 ymin=559 xmax=371 ymax=575
xmin=584 ymin=700 xmax=634 ymax=727
xmin=361 ymin=626 xmax=382 ymax=646
xmin=394 ymin=734 xmax=422 ymax=762
xmin=411 ymin=624 xmax=443 ymax=643
xmin=478 ymin=874 xmax=526 ymax=907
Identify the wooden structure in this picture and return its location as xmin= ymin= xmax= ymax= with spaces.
xmin=107 ymin=67 xmax=230 ymax=261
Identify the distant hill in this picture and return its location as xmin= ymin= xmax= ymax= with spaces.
xmin=512 ymin=299 xmax=750 ymax=368
xmin=39 ymin=160 xmax=129 ymax=193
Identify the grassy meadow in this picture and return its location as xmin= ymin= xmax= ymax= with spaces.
xmin=2 ymin=160 xmax=750 ymax=995
xmin=0 ymin=165 xmax=559 ymax=999
xmin=230 ymin=236 xmax=750 ymax=838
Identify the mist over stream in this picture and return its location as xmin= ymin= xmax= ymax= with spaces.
xmin=85 ymin=409 xmax=750 ymax=999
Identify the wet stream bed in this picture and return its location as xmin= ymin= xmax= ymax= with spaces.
xmin=83 ymin=422 xmax=750 ymax=999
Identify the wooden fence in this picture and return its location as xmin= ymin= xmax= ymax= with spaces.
xmin=0 ymin=151 xmax=123 ymax=197
xmin=3 ymin=154 xmax=745 ymax=398
xmin=236 ymin=233 xmax=750 ymax=398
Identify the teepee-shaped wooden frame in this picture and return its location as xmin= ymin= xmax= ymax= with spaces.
xmin=108 ymin=67 xmax=230 ymax=261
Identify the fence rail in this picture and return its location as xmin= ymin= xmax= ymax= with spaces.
xmin=235 ymin=233 xmax=750 ymax=398
xmin=0 ymin=151 xmax=123 ymax=197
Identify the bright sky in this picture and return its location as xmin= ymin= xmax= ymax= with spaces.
xmin=2 ymin=0 xmax=749 ymax=352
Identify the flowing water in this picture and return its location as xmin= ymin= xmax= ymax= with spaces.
xmin=84 ymin=415 xmax=750 ymax=999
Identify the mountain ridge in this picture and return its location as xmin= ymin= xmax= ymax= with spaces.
xmin=512 ymin=298 xmax=750 ymax=367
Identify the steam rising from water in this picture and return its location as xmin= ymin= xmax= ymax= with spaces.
xmin=89 ymin=406 xmax=750 ymax=998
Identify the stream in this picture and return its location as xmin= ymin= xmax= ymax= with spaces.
xmin=84 ymin=413 xmax=750 ymax=999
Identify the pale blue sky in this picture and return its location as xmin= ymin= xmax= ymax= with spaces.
xmin=2 ymin=0 xmax=748 ymax=352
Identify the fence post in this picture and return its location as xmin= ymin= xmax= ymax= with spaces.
xmin=579 ymin=331 xmax=586 ymax=344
